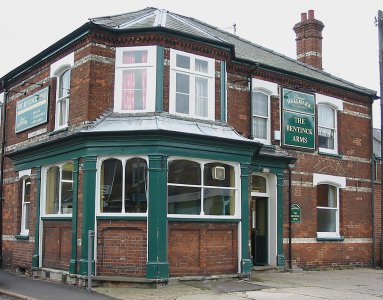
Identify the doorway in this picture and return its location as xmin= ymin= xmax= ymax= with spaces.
xmin=251 ymin=197 xmax=268 ymax=265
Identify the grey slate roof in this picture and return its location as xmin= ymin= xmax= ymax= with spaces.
xmin=84 ymin=112 xmax=257 ymax=144
xmin=90 ymin=7 xmax=376 ymax=97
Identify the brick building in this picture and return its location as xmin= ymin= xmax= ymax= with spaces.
xmin=0 ymin=8 xmax=379 ymax=281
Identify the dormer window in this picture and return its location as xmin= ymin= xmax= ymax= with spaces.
xmin=170 ymin=49 xmax=215 ymax=120
xmin=114 ymin=46 xmax=156 ymax=112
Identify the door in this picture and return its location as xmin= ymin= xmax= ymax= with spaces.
xmin=251 ymin=197 xmax=268 ymax=266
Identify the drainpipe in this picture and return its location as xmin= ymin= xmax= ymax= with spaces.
xmin=288 ymin=164 xmax=292 ymax=270
xmin=249 ymin=64 xmax=259 ymax=139
xmin=371 ymin=101 xmax=376 ymax=268
xmin=378 ymin=10 xmax=383 ymax=268
xmin=0 ymin=80 xmax=8 ymax=266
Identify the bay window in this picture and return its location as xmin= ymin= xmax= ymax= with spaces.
xmin=44 ymin=162 xmax=73 ymax=215
xmin=167 ymin=159 xmax=238 ymax=217
xmin=98 ymin=157 xmax=148 ymax=214
xmin=114 ymin=46 xmax=156 ymax=112
xmin=170 ymin=50 xmax=215 ymax=120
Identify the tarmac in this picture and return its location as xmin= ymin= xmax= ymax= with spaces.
xmin=0 ymin=267 xmax=383 ymax=299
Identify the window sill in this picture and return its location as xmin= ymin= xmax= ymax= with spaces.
xmin=97 ymin=215 xmax=147 ymax=220
xmin=49 ymin=127 xmax=68 ymax=136
xmin=41 ymin=216 xmax=72 ymax=221
xmin=167 ymin=216 xmax=241 ymax=222
xmin=316 ymin=236 xmax=344 ymax=242
xmin=318 ymin=150 xmax=342 ymax=158
xmin=15 ymin=235 xmax=29 ymax=241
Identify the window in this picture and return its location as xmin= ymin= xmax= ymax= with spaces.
xmin=98 ymin=157 xmax=148 ymax=214
xmin=317 ymin=184 xmax=339 ymax=238
xmin=167 ymin=159 xmax=238 ymax=217
xmin=55 ymin=69 xmax=71 ymax=129
xmin=252 ymin=175 xmax=267 ymax=193
xmin=318 ymin=104 xmax=337 ymax=153
xmin=20 ymin=177 xmax=31 ymax=235
xmin=43 ymin=162 xmax=73 ymax=215
xmin=252 ymin=91 xmax=270 ymax=143
xmin=170 ymin=50 xmax=215 ymax=120
xmin=114 ymin=46 xmax=156 ymax=112
xmin=375 ymin=160 xmax=381 ymax=181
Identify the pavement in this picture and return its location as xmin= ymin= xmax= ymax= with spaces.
xmin=0 ymin=268 xmax=383 ymax=299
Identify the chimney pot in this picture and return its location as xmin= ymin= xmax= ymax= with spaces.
xmin=308 ymin=10 xmax=315 ymax=20
xmin=301 ymin=13 xmax=307 ymax=22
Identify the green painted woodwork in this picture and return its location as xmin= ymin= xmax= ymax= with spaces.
xmin=78 ymin=156 xmax=97 ymax=275
xmin=168 ymin=217 xmax=240 ymax=222
xmin=156 ymin=46 xmax=164 ymax=112
xmin=69 ymin=159 xmax=80 ymax=274
xmin=32 ymin=167 xmax=41 ymax=268
xmin=276 ymin=173 xmax=285 ymax=267
xmin=96 ymin=215 xmax=147 ymax=221
xmin=240 ymin=162 xmax=252 ymax=275
xmin=146 ymin=155 xmax=169 ymax=279
xmin=15 ymin=235 xmax=29 ymax=240
xmin=220 ymin=61 xmax=227 ymax=122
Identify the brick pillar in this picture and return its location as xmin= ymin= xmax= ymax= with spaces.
xmin=293 ymin=10 xmax=324 ymax=69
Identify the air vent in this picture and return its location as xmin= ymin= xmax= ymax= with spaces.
xmin=212 ymin=166 xmax=225 ymax=180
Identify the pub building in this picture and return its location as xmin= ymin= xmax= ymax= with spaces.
xmin=0 ymin=8 xmax=379 ymax=283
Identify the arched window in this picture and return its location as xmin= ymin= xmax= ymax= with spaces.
xmin=55 ymin=68 xmax=71 ymax=129
xmin=99 ymin=157 xmax=148 ymax=214
xmin=20 ymin=177 xmax=31 ymax=235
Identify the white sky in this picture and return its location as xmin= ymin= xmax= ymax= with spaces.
xmin=1 ymin=0 xmax=382 ymax=127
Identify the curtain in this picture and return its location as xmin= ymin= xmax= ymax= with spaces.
xmin=253 ymin=117 xmax=267 ymax=140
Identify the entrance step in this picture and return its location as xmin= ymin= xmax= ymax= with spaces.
xmin=252 ymin=266 xmax=279 ymax=272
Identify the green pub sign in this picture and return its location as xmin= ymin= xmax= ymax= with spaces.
xmin=16 ymin=87 xmax=49 ymax=133
xmin=290 ymin=203 xmax=301 ymax=223
xmin=282 ymin=88 xmax=315 ymax=150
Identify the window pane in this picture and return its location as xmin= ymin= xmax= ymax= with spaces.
xmin=176 ymin=73 xmax=190 ymax=114
xmin=61 ymin=163 xmax=73 ymax=214
xmin=195 ymin=77 xmax=208 ymax=117
xmin=122 ymin=69 xmax=147 ymax=110
xmin=176 ymin=94 xmax=189 ymax=114
xmin=204 ymin=163 xmax=234 ymax=187
xmin=318 ymin=105 xmax=335 ymax=128
xmin=176 ymin=54 xmax=190 ymax=69
xmin=253 ymin=117 xmax=267 ymax=140
xmin=125 ymin=158 xmax=147 ymax=213
xmin=46 ymin=166 xmax=60 ymax=214
xmin=24 ymin=203 xmax=30 ymax=230
xmin=176 ymin=73 xmax=190 ymax=94
xmin=318 ymin=127 xmax=335 ymax=149
xmin=100 ymin=159 xmax=123 ymax=213
xmin=252 ymin=92 xmax=268 ymax=117
xmin=168 ymin=160 xmax=201 ymax=185
xmin=252 ymin=175 xmax=267 ymax=193
xmin=24 ymin=178 xmax=31 ymax=203
xmin=58 ymin=99 xmax=68 ymax=127
xmin=122 ymin=50 xmax=148 ymax=64
xmin=203 ymin=188 xmax=235 ymax=215
xmin=195 ymin=59 xmax=208 ymax=73
xmin=317 ymin=208 xmax=336 ymax=232
xmin=168 ymin=185 xmax=201 ymax=214
xmin=59 ymin=70 xmax=71 ymax=98
xmin=317 ymin=184 xmax=337 ymax=208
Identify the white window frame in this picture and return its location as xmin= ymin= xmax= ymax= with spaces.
xmin=316 ymin=94 xmax=343 ymax=155
xmin=96 ymin=156 xmax=148 ymax=217
xmin=41 ymin=162 xmax=74 ymax=217
xmin=54 ymin=68 xmax=71 ymax=130
xmin=167 ymin=157 xmax=240 ymax=219
xmin=318 ymin=104 xmax=338 ymax=154
xmin=252 ymin=88 xmax=271 ymax=144
xmin=313 ymin=173 xmax=345 ymax=239
xmin=169 ymin=49 xmax=215 ymax=120
xmin=50 ymin=52 xmax=74 ymax=131
xmin=114 ymin=46 xmax=156 ymax=113
xmin=19 ymin=169 xmax=32 ymax=236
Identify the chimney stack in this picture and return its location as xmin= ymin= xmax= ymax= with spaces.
xmin=293 ymin=10 xmax=324 ymax=69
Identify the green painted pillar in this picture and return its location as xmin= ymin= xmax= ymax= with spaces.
xmin=146 ymin=154 xmax=169 ymax=279
xmin=276 ymin=172 xmax=285 ymax=267
xmin=78 ymin=156 xmax=97 ymax=275
xmin=69 ymin=159 xmax=80 ymax=274
xmin=155 ymin=46 xmax=164 ymax=112
xmin=240 ymin=162 xmax=252 ymax=275
xmin=32 ymin=167 xmax=41 ymax=268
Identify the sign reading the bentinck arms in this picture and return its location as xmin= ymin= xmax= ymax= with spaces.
xmin=282 ymin=88 xmax=315 ymax=149
xmin=16 ymin=87 xmax=49 ymax=133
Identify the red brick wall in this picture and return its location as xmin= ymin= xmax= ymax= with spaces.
xmin=96 ymin=220 xmax=147 ymax=276
xmin=168 ymin=222 xmax=238 ymax=276
xmin=374 ymin=183 xmax=382 ymax=266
